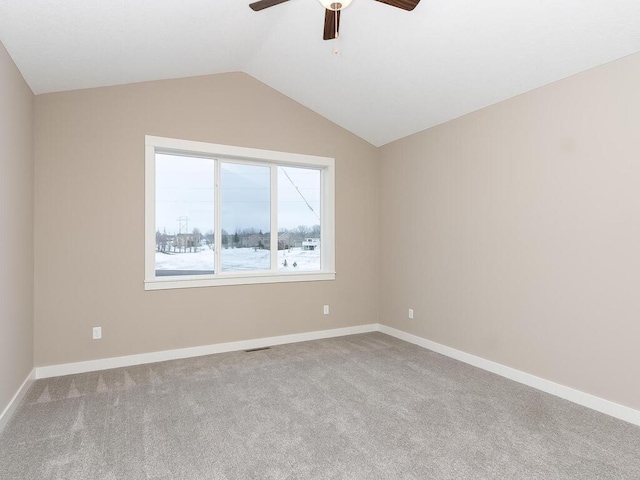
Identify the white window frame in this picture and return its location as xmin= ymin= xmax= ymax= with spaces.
xmin=145 ymin=135 xmax=335 ymax=290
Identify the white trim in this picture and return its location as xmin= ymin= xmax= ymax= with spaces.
xmin=144 ymin=135 xmax=336 ymax=290
xmin=145 ymin=271 xmax=336 ymax=290
xmin=146 ymin=135 xmax=334 ymax=167
xmin=144 ymin=145 xmax=156 ymax=282
xmin=0 ymin=369 xmax=35 ymax=433
xmin=321 ymin=162 xmax=335 ymax=274
xmin=377 ymin=324 xmax=640 ymax=428
xmin=35 ymin=324 xmax=377 ymax=379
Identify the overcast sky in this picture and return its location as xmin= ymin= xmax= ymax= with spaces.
xmin=156 ymin=154 xmax=320 ymax=235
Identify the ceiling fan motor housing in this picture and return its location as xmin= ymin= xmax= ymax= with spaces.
xmin=320 ymin=0 xmax=353 ymax=11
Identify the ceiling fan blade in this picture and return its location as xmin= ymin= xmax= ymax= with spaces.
xmin=374 ymin=0 xmax=420 ymax=11
xmin=249 ymin=0 xmax=289 ymax=11
xmin=323 ymin=9 xmax=341 ymax=40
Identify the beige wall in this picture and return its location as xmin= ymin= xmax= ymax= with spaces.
xmin=0 ymin=41 xmax=34 ymax=414
xmin=30 ymin=50 xmax=640 ymax=412
xmin=379 ymin=52 xmax=640 ymax=410
xmin=34 ymin=73 xmax=379 ymax=366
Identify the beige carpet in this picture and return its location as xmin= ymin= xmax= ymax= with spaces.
xmin=1 ymin=332 xmax=639 ymax=479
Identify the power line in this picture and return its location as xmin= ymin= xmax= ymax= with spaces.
xmin=280 ymin=168 xmax=320 ymax=222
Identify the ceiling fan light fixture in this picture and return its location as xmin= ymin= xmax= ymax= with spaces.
xmin=318 ymin=0 xmax=352 ymax=11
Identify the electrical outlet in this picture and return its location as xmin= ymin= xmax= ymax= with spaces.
xmin=408 ymin=309 xmax=414 ymax=320
xmin=93 ymin=326 xmax=102 ymax=340
xmin=323 ymin=305 xmax=330 ymax=315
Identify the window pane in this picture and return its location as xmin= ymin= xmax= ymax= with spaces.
xmin=277 ymin=166 xmax=321 ymax=272
xmin=221 ymin=163 xmax=271 ymax=271
xmin=155 ymin=154 xmax=215 ymax=276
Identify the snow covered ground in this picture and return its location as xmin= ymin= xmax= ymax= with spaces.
xmin=155 ymin=247 xmax=320 ymax=274
xmin=155 ymin=246 xmax=215 ymax=272
xmin=277 ymin=248 xmax=320 ymax=272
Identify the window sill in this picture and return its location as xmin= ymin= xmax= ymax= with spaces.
xmin=144 ymin=271 xmax=336 ymax=290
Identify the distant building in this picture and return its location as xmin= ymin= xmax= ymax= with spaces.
xmin=240 ymin=233 xmax=270 ymax=249
xmin=277 ymin=232 xmax=303 ymax=250
xmin=302 ymin=237 xmax=320 ymax=251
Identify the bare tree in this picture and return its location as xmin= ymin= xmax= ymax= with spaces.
xmin=297 ymin=225 xmax=310 ymax=237
xmin=205 ymin=230 xmax=214 ymax=247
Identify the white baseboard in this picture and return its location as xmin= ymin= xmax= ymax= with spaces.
xmin=378 ymin=324 xmax=640 ymax=428
xmin=31 ymin=322 xmax=640 ymax=428
xmin=35 ymin=324 xmax=378 ymax=379
xmin=0 ymin=369 xmax=35 ymax=433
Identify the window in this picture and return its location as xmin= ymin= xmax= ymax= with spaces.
xmin=145 ymin=136 xmax=335 ymax=290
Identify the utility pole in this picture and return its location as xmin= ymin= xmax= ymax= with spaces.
xmin=177 ymin=216 xmax=189 ymax=234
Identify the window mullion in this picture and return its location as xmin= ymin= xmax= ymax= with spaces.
xmin=214 ymin=158 xmax=221 ymax=276
xmin=270 ymin=164 xmax=278 ymax=272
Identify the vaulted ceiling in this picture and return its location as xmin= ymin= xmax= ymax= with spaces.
xmin=1 ymin=0 xmax=639 ymax=146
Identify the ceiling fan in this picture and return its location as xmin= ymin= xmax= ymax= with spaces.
xmin=249 ymin=0 xmax=420 ymax=40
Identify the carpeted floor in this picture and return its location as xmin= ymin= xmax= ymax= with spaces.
xmin=1 ymin=332 xmax=639 ymax=479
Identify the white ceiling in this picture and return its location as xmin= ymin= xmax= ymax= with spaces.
xmin=1 ymin=0 xmax=640 ymax=146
